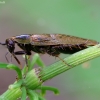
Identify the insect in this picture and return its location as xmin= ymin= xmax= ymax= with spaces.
xmin=0 ymin=34 xmax=98 ymax=68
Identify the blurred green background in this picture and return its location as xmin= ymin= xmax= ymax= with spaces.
xmin=0 ymin=0 xmax=100 ymax=100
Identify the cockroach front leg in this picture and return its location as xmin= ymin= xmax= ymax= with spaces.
xmin=14 ymin=51 xmax=31 ymax=67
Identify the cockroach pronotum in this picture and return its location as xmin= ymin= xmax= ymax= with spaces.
xmin=0 ymin=34 xmax=98 ymax=68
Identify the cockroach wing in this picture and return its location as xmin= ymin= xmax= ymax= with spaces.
xmin=30 ymin=34 xmax=60 ymax=45
xmin=30 ymin=34 xmax=98 ymax=46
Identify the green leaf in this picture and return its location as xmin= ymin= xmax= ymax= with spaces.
xmin=37 ymin=86 xmax=59 ymax=95
xmin=7 ymin=64 xmax=22 ymax=79
xmin=27 ymin=90 xmax=39 ymax=100
xmin=0 ymin=63 xmax=8 ymax=68
xmin=21 ymin=87 xmax=27 ymax=100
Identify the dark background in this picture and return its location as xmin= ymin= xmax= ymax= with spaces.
xmin=0 ymin=0 xmax=100 ymax=100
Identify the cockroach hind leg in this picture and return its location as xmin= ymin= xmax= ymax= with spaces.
xmin=57 ymin=56 xmax=72 ymax=68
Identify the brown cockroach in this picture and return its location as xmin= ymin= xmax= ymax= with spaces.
xmin=0 ymin=34 xmax=98 ymax=67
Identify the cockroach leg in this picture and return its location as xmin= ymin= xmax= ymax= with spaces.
xmin=5 ymin=51 xmax=22 ymax=69
xmin=57 ymin=56 xmax=71 ymax=68
xmin=68 ymin=44 xmax=73 ymax=50
xmin=25 ymin=54 xmax=28 ymax=67
xmin=60 ymin=45 xmax=65 ymax=50
xmin=76 ymin=44 xmax=81 ymax=49
xmin=5 ymin=52 xmax=9 ymax=63
xmin=12 ymin=53 xmax=22 ymax=69
xmin=10 ymin=54 xmax=12 ymax=62
xmin=84 ymin=39 xmax=89 ymax=44
xmin=14 ymin=51 xmax=31 ymax=67
xmin=73 ymin=45 xmax=78 ymax=48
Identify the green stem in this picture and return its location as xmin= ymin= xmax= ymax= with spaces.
xmin=0 ymin=88 xmax=21 ymax=100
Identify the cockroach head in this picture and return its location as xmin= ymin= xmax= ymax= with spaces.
xmin=5 ymin=39 xmax=15 ymax=53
